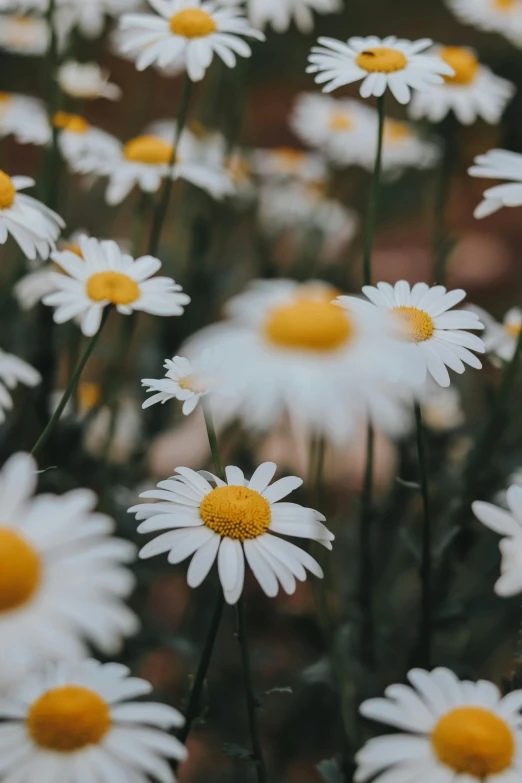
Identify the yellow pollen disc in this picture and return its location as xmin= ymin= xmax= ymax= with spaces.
xmin=0 ymin=528 xmax=41 ymax=612
xmin=53 ymin=111 xmax=89 ymax=134
xmin=329 ymin=111 xmax=352 ymax=131
xmin=393 ymin=306 xmax=434 ymax=342
xmin=123 ymin=135 xmax=173 ymax=165
xmin=0 ymin=170 xmax=16 ymax=210
xmin=200 ymin=485 xmax=271 ymax=540
xmin=441 ymin=47 xmax=479 ymax=85
xmin=384 ymin=119 xmax=411 ymax=144
xmin=432 ymin=707 xmax=514 ymax=777
xmin=265 ymin=295 xmax=351 ymax=352
xmin=86 ymin=271 xmax=140 ymax=306
xmin=78 ymin=381 xmax=101 ymax=412
xmin=356 ymin=47 xmax=407 ymax=73
xmin=169 ymin=8 xmax=217 ymax=37
xmin=27 ymin=686 xmax=111 ymax=752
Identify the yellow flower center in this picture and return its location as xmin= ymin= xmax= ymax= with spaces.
xmin=123 ymin=135 xmax=173 ymax=165
xmin=272 ymin=147 xmax=307 ymax=173
xmin=441 ymin=47 xmax=479 ymax=85
xmin=384 ymin=119 xmax=411 ymax=144
xmin=53 ymin=111 xmax=89 ymax=134
xmin=494 ymin=0 xmax=516 ymax=10
xmin=0 ymin=170 xmax=16 ymax=210
xmin=179 ymin=374 xmax=206 ymax=394
xmin=169 ymin=8 xmax=217 ymax=37
xmin=200 ymin=485 xmax=271 ymax=540
xmin=78 ymin=381 xmax=101 ymax=412
xmin=505 ymin=321 xmax=522 ymax=338
xmin=329 ymin=111 xmax=352 ymax=131
xmin=0 ymin=528 xmax=41 ymax=613
xmin=86 ymin=271 xmax=140 ymax=305
xmin=393 ymin=306 xmax=434 ymax=342
xmin=356 ymin=47 xmax=408 ymax=73
xmin=432 ymin=707 xmax=515 ymax=777
xmin=27 ymin=686 xmax=111 ymax=752
xmin=265 ymin=295 xmax=351 ymax=352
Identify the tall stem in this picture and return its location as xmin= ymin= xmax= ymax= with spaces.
xmin=414 ymin=402 xmax=432 ymax=668
xmin=31 ymin=311 xmax=109 ymax=456
xmin=359 ymin=422 xmax=375 ymax=667
xmin=432 ymin=115 xmax=457 ymax=286
xmin=147 ymin=76 xmax=193 ymax=257
xmin=202 ymin=398 xmax=225 ymax=481
xmin=362 ymin=94 xmax=385 ymax=287
xmin=237 ymin=597 xmax=268 ymax=783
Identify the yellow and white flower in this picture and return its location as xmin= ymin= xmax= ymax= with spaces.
xmin=119 ymin=0 xmax=264 ymax=81
xmin=356 ymin=667 xmax=522 ymax=783
xmin=0 ymin=93 xmax=50 ymax=146
xmin=130 ymin=461 xmax=333 ymax=604
xmin=0 ymin=13 xmax=48 ymax=55
xmin=0 ymin=453 xmax=138 ymax=689
xmin=445 ymin=0 xmax=522 ymax=47
xmin=112 ymin=24 xmax=186 ymax=75
xmin=0 ymin=658 xmax=186 ymax=781
xmin=252 ymin=146 xmax=327 ymax=183
xmin=468 ymin=148 xmax=522 ymax=219
xmin=0 ymin=172 xmax=64 ymax=261
xmin=142 ymin=354 xmax=213 ymax=415
xmin=409 ymin=46 xmax=515 ymax=125
xmin=307 ymin=35 xmax=454 ymax=104
xmin=473 ymin=485 xmax=522 ymax=596
xmin=218 ymin=0 xmax=341 ymax=33
xmin=469 ymin=305 xmax=522 ymax=363
xmin=54 ymin=112 xmax=121 ymax=166
xmin=0 ymin=349 xmax=40 ymax=422
xmin=43 ymin=235 xmax=190 ymax=336
xmin=346 ymin=281 xmax=485 ymax=388
xmin=58 ymin=61 xmax=122 ymax=100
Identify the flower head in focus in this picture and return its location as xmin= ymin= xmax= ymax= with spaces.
xmin=0 ymin=13 xmax=48 ymax=55
xmin=0 ymin=658 xmax=186 ymax=780
xmin=0 ymin=172 xmax=64 ymax=260
xmin=58 ymin=61 xmax=122 ymax=100
xmin=119 ymin=0 xmax=265 ymax=82
xmin=130 ymin=461 xmax=333 ymax=604
xmin=43 ymin=235 xmax=190 ymax=336
xmin=469 ymin=149 xmax=522 ymax=219
xmin=0 ymin=349 xmax=40 ymax=422
xmin=307 ymin=35 xmax=454 ymax=104
xmin=356 ymin=667 xmax=522 ymax=783
xmin=445 ymin=0 xmax=522 ymax=47
xmin=473 ymin=485 xmax=522 ymax=596
xmin=142 ymin=354 xmax=217 ymax=415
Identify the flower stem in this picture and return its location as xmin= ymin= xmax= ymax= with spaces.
xmin=202 ymin=398 xmax=225 ymax=481
xmin=30 ymin=310 xmax=109 ymax=457
xmin=432 ymin=114 xmax=457 ymax=286
xmin=414 ymin=402 xmax=432 ymax=669
xmin=41 ymin=0 xmax=62 ymax=210
xmin=362 ymin=93 xmax=385 ymax=287
xmin=147 ymin=75 xmax=193 ymax=258
xmin=237 ymin=597 xmax=268 ymax=783
xmin=358 ymin=422 xmax=375 ymax=667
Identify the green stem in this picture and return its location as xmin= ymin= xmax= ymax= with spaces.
xmin=432 ymin=114 xmax=457 ymax=286
xmin=362 ymin=94 xmax=385 ymax=287
xmin=414 ymin=402 xmax=432 ymax=669
xmin=358 ymin=422 xmax=375 ymax=667
xmin=237 ymin=597 xmax=268 ymax=783
xmin=147 ymin=76 xmax=193 ymax=257
xmin=40 ymin=0 xmax=62 ymax=210
xmin=31 ymin=310 xmax=109 ymax=456
xmin=202 ymin=398 xmax=225 ymax=481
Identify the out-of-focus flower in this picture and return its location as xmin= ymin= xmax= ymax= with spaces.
xmin=252 ymin=147 xmax=327 ymax=183
xmin=57 ymin=0 xmax=142 ymax=39
xmin=346 ymin=281 xmax=485 ymax=388
xmin=0 ymin=349 xmax=40 ymax=421
xmin=307 ymin=36 xmax=454 ymax=104
xmin=357 ymin=667 xmax=522 ymax=783
xmin=420 ymin=382 xmax=464 ymax=431
xmin=468 ymin=305 xmax=522 ymax=363
xmin=0 ymin=659 xmax=187 ymax=779
xmin=58 ymin=61 xmax=122 ymax=100
xmin=84 ymin=395 xmax=143 ymax=464
xmin=142 ymin=354 xmax=215 ymax=415
xmin=379 ymin=119 xmax=439 ymax=173
xmin=225 ymin=148 xmax=256 ymax=202
xmin=0 ymin=13 xmax=48 ymax=55
xmin=54 ymin=112 xmax=121 ymax=166
xmin=409 ymin=45 xmax=515 ymax=125
xmin=130 ymin=462 xmax=333 ymax=604
xmin=119 ymin=0 xmax=264 ymax=82
xmin=218 ymin=0 xmax=341 ymax=33
xmin=445 ymin=0 xmax=522 ymax=47
xmin=473 ymin=485 xmax=522 ymax=596
xmin=469 ymin=149 xmax=522 ymax=219
xmin=0 ymin=172 xmax=64 ymax=260
xmin=0 ymin=92 xmax=49 ymax=146
xmin=43 ymin=235 xmax=190 ymax=336
xmin=0 ymin=453 xmax=138 ymax=690
xmin=183 ymin=280 xmax=411 ymax=445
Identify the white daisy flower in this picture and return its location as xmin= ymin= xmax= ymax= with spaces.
xmin=473 ymin=485 xmax=522 ymax=596
xmin=356 ymin=667 xmax=522 ymax=783
xmin=129 ymin=461 xmax=334 ymax=604
xmin=0 ymin=92 xmax=50 ymax=147
xmin=217 ymin=0 xmax=341 ymax=33
xmin=409 ymin=46 xmax=515 ymax=125
xmin=119 ymin=0 xmax=265 ymax=82
xmin=182 ymin=280 xmax=411 ymax=445
xmin=142 ymin=354 xmax=215 ymax=415
xmin=252 ymin=147 xmax=327 ymax=183
xmin=0 ymin=453 xmax=138 ymax=690
xmin=56 ymin=0 xmax=142 ymax=39
xmin=345 ymin=280 xmax=486 ymax=388
xmin=307 ymin=35 xmax=454 ymax=104
xmin=0 ymin=349 xmax=40 ymax=422
xmin=54 ymin=112 xmax=121 ymax=167
xmin=445 ymin=0 xmax=522 ymax=47
xmin=468 ymin=304 xmax=522 ymax=363
xmin=0 ymin=13 xmax=48 ymax=55
xmin=58 ymin=61 xmax=122 ymax=101
xmin=378 ymin=118 xmax=439 ymax=173
xmin=468 ymin=148 xmax=522 ymax=219
xmin=0 ymin=172 xmax=64 ymax=261
xmin=0 ymin=658 xmax=186 ymax=781
xmin=112 ymin=25 xmax=186 ymax=76
xmin=43 ymin=235 xmax=190 ymax=336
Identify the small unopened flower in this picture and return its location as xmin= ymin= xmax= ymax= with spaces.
xmin=469 ymin=148 xmax=522 ymax=219
xmin=58 ymin=61 xmax=122 ymax=100
xmin=473 ymin=485 xmax=522 ymax=596
xmin=142 ymin=355 xmax=215 ymax=415
xmin=0 ymin=349 xmax=40 ymax=421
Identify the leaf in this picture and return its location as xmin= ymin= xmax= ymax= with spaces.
xmin=264 ymin=686 xmax=293 ymax=696
xmin=222 ymin=743 xmax=253 ymax=761
xmin=316 ymin=758 xmax=345 ymax=783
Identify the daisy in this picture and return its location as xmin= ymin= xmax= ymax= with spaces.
xmin=473 ymin=485 xmax=522 ymax=596
xmin=0 ymin=658 xmax=187 ymax=781
xmin=0 ymin=452 xmax=138 ymax=690
xmin=345 ymin=280 xmax=486 ymax=388
xmin=0 ymin=13 xmax=48 ymax=55
xmin=469 ymin=305 xmax=522 ymax=363
xmin=0 ymin=349 xmax=40 ymax=422
xmin=142 ymin=354 xmax=215 ymax=415
xmin=182 ymin=280 xmax=411 ymax=445
xmin=112 ymin=25 xmax=186 ymax=76
xmin=56 ymin=0 xmax=142 ymax=39
xmin=0 ymin=172 xmax=64 ymax=261
xmin=119 ymin=0 xmax=265 ymax=82
xmin=445 ymin=0 xmax=522 ymax=47
xmin=130 ymin=461 xmax=334 ymax=604
xmin=375 ymin=118 xmax=439 ymax=174
xmin=252 ymin=147 xmax=327 ymax=183
xmin=218 ymin=0 xmax=341 ymax=33
xmin=307 ymin=35 xmax=454 ymax=104
xmin=0 ymin=93 xmax=50 ymax=147
xmin=468 ymin=148 xmax=522 ymax=219
xmin=43 ymin=235 xmax=190 ymax=336
xmin=356 ymin=667 xmax=522 ymax=783
xmin=58 ymin=61 xmax=122 ymax=101
xmin=409 ymin=46 xmax=515 ymax=125
xmin=54 ymin=112 xmax=121 ymax=167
